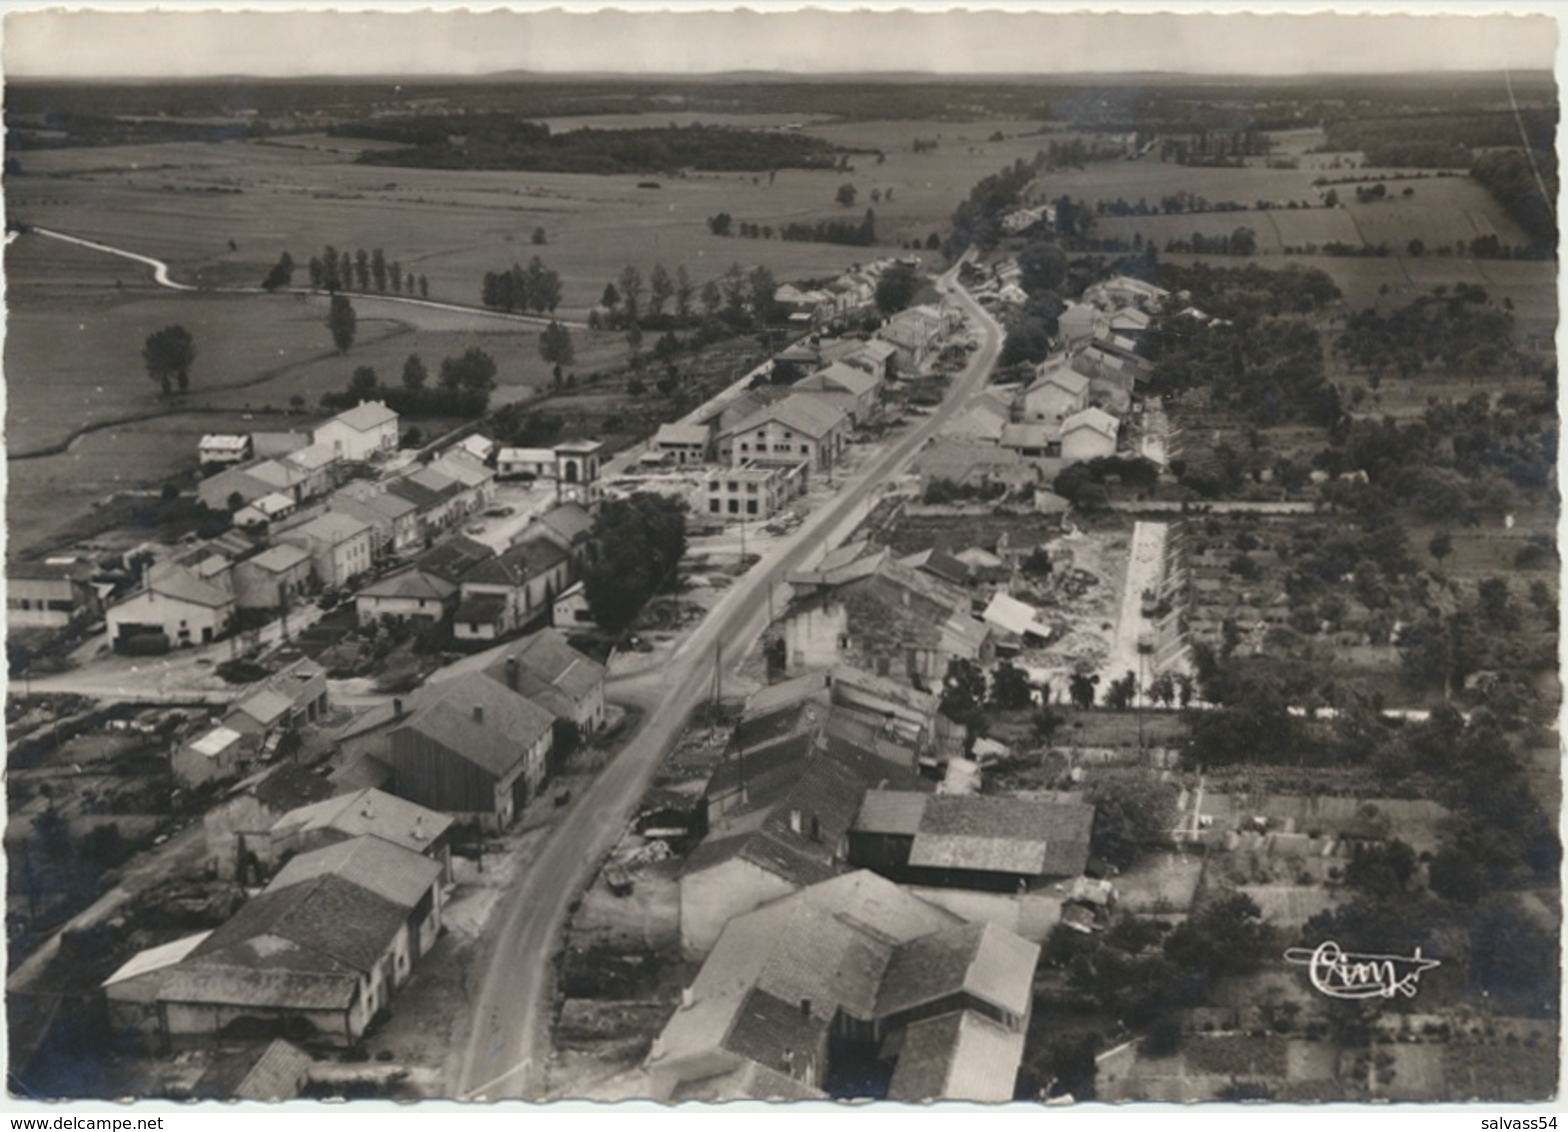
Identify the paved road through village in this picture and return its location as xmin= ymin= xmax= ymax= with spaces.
xmin=449 ymin=256 xmax=1003 ymax=1100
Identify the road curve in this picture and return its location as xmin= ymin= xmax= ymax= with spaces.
xmin=24 ymin=227 xmax=588 ymax=329
xmin=449 ymin=253 xmax=1002 ymax=1101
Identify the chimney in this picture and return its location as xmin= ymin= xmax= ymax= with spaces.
xmin=472 ymin=705 xmax=485 ymax=724
xmin=680 ymin=987 xmax=694 ymax=1010
xmin=505 ymin=655 xmax=520 ymax=692
xmin=798 ymin=998 xmax=811 ymax=1019
xmin=789 ymin=809 xmax=803 ymax=834
xmin=393 ymin=697 xmax=404 ymax=718
xmin=413 ymin=814 xmax=426 ymax=841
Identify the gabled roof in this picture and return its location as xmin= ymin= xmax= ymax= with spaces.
xmin=232 ymin=686 xmax=294 ymax=730
xmin=705 ymin=384 xmax=793 ymax=434
xmin=1027 ymin=359 xmax=1091 ymax=397
xmin=899 ymin=548 xmax=970 ymax=588
xmin=323 ymin=400 xmax=398 ymax=434
xmin=248 ymin=460 xmax=307 ymax=491
xmin=286 ymin=511 xmax=372 ymax=547
xmin=731 ymin=393 xmax=850 ymax=441
xmin=876 ymin=920 xmax=1039 ymax=1021
xmin=270 ymin=787 xmax=453 ymax=856
xmin=462 ymin=538 xmax=568 ymax=589
xmin=397 ymin=671 xmax=555 ymax=778
xmin=886 ymin=1010 xmax=1026 ymax=1103
xmin=358 ymin=567 xmax=458 ymax=602
xmin=140 ymin=563 xmax=235 ymax=609
xmin=267 ymin=834 xmax=442 ymax=908
xmin=200 ymin=433 xmax=250 ymax=452
xmin=454 ymin=593 xmax=509 ymax=625
xmin=497 ymin=446 xmax=557 ymax=465
xmin=655 ymin=422 xmax=711 ymax=447
xmin=430 ymin=449 xmax=495 ymax=489
xmin=284 ymin=442 xmax=339 ymax=473
xmin=535 ymin=503 xmax=595 ymax=547
xmin=916 ymin=793 xmax=1094 ymax=877
xmin=417 ymin=536 xmax=495 ymax=584
xmin=250 ymin=431 xmax=312 ymax=459
xmin=798 ymin=361 xmax=878 ymax=398
xmin=482 ymin=629 xmax=606 ymax=711
xmin=982 ymin=592 xmax=1051 ymax=638
xmin=999 ymin=423 xmax=1055 ymax=450
xmin=103 ymin=931 xmax=213 ymax=989
xmin=192 ymin=1038 xmax=312 ymax=1102
xmin=1062 ymin=405 xmax=1120 ymax=440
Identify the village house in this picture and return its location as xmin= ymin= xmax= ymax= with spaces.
xmin=702 ymin=385 xmax=794 ymax=464
xmin=262 ymin=787 xmax=454 ymax=885
xmin=354 ymin=567 xmax=458 ymax=627
xmin=388 ymin=467 xmax=466 ymax=537
xmin=496 ymin=446 xmax=557 ymax=481
xmin=1057 ymin=302 xmax=1108 ymax=349
xmin=416 ymin=535 xmax=495 ymax=586
xmin=250 ymin=431 xmax=311 ymax=461
xmin=453 ymin=537 xmax=571 ymax=642
xmin=108 ymin=835 xmax=443 ymax=1050
xmin=848 ymin=791 xmax=1095 ymax=892
xmin=336 ymin=483 xmax=423 ymax=557
xmin=841 ymin=338 xmax=900 ymax=382
xmin=226 ymin=657 xmax=329 ymax=741
xmin=231 ymin=492 xmax=298 ymax=531
xmin=529 ymin=503 xmax=597 ymax=570
xmin=429 ymin=448 xmax=497 ymax=515
xmin=913 ymin=439 xmax=1036 ymax=497
xmin=481 ymin=629 xmax=608 ymax=737
xmin=791 ymin=361 xmax=881 ymax=423
xmin=108 ymin=563 xmax=235 ymax=650
xmin=386 ymin=672 xmax=556 ymax=830
xmin=650 ymin=422 xmax=713 ymax=466
xmin=999 ymin=422 xmax=1057 ymax=460
xmin=1019 ymin=358 xmax=1092 ymax=425
xmin=171 ymin=724 xmax=258 ymax=790
xmin=199 ymin=433 xmax=252 ymax=467
xmin=648 ymin=870 xmax=1039 ymax=1102
xmin=452 ymin=432 xmax=498 ymax=465
xmin=280 ymin=442 xmax=341 ymax=500
xmin=551 ymin=580 xmax=593 ymax=629
xmin=780 ymin=552 xmax=991 ymax=686
xmin=679 ymin=734 xmax=929 ymax=956
xmin=1061 ymin=406 xmax=1121 ymax=463
xmin=197 ymin=464 xmax=278 ymax=513
xmin=728 ymin=393 xmax=850 ymax=474
xmin=705 ymin=461 xmax=809 ymax=521
xmin=278 ymin=512 xmax=374 ymax=591
xmin=201 ymin=763 xmax=336 ymax=883
xmin=877 ymin=304 xmax=949 ymax=373
xmin=232 ymin=544 xmax=315 ymax=612
xmin=6 ymin=557 xmax=102 ymax=632
xmin=312 ymin=400 xmax=400 ymax=462
xmin=246 ymin=460 xmax=312 ymax=506
xmin=940 ymin=393 xmax=1011 ymax=444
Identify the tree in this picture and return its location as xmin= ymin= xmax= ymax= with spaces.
xmin=1428 ymin=530 xmax=1453 ymax=565
xmin=1068 ymin=672 xmax=1099 ymax=710
xmin=581 ymin=494 xmax=688 ymax=633
xmin=261 ymin=250 xmax=295 ymax=291
xmin=438 ymin=347 xmax=498 ymax=395
xmin=874 ymin=261 xmax=922 ymax=315
xmin=1089 ymin=773 xmax=1177 ymax=869
xmin=675 ymin=265 xmax=695 ymax=322
xmin=700 ymin=280 xmax=723 ymax=318
xmin=990 ymin=661 xmax=1034 ymax=710
xmin=618 ymin=265 xmax=644 ymax=324
xmin=835 ymin=182 xmax=858 ymax=208
xmin=348 ymin=365 xmax=379 ymax=400
xmin=401 ymin=353 xmax=428 ymax=391
xmin=142 ymin=324 xmax=196 ymax=394
xmin=354 ymin=248 xmax=370 ymax=290
xmin=1164 ymin=892 xmax=1276 ymax=978
xmin=748 ymin=265 xmax=779 ymax=325
xmin=531 ymin=226 xmax=547 ymax=245
xmin=539 ymin=320 xmax=575 ymax=371
xmin=1344 ymin=839 xmax=1419 ymax=897
xmin=939 ymin=658 xmax=989 ymax=730
xmin=370 ymin=247 xmax=387 ymax=292
xmin=321 ymin=244 xmax=341 ymax=291
xmin=707 ymin=212 xmax=732 ymax=237
xmin=648 ymin=263 xmax=674 ymax=318
xmin=327 ymin=294 xmax=356 ymax=352
xmin=1017 ymin=240 xmax=1067 ymax=293
xmin=418 ymin=274 xmax=429 ymax=298
xmin=307 ymin=255 xmax=324 ymax=289
xmin=390 ymin=261 xmax=404 ymax=294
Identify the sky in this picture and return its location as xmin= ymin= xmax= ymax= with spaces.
xmin=1 ymin=4 xmax=1559 ymax=80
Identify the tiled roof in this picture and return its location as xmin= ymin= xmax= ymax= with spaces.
xmin=288 ymin=511 xmax=371 ymax=546
xmin=430 ymin=450 xmax=495 ymax=489
xmin=655 ymin=423 xmax=711 ymax=447
xmin=270 ymin=788 xmax=453 ymax=857
xmin=358 ymin=568 xmax=458 ymax=602
xmin=188 ymin=878 xmax=407 ymax=978
xmin=233 ymin=687 xmax=294 ymax=729
xmin=327 ymin=400 xmax=398 ymax=433
xmin=799 ymin=361 xmax=878 ymax=398
xmin=722 ymin=986 xmax=828 ymax=1079
xmin=497 ymin=446 xmax=556 ymax=465
xmin=911 ymin=795 xmax=1094 ymax=878
xmin=886 ymin=1010 xmax=1025 ymax=1103
xmin=482 ymin=629 xmax=605 ymax=705
xmin=398 ymin=671 xmax=555 ymax=777
xmin=160 ymin=962 xmax=360 ymax=1012
xmin=875 ymin=921 xmax=1038 ymax=1020
xmin=143 ymin=564 xmax=234 ymax=609
xmin=248 ymin=461 xmax=307 ymax=491
xmin=853 ymin=790 xmax=928 ymax=836
xmin=266 ymin=835 xmax=442 ymax=910
xmin=285 ymin=442 xmax=339 ymax=473
xmin=1063 ymin=405 xmax=1120 ymax=439
xmin=416 ymin=536 xmax=495 ymax=583
xmin=1028 ymin=359 xmax=1092 ymax=396
xmin=536 ymin=503 xmax=594 ymax=546
xmin=193 ymin=1038 xmax=313 ymax=1101
xmin=103 ymin=931 xmax=212 ymax=989
xmin=463 ymin=538 xmax=567 ymax=588
xmin=246 ymin=544 xmax=313 ymax=574
xmin=732 ymin=393 xmax=849 ymax=440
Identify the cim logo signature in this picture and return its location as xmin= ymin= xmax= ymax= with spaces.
xmin=1284 ymin=941 xmax=1440 ymax=1000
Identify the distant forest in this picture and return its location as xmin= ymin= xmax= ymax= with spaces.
xmin=338 ymin=119 xmax=849 ymax=174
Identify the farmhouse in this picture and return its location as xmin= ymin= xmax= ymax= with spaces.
xmin=227 ymin=657 xmax=329 ymax=740
xmin=263 ymin=787 xmax=454 ymax=884
xmin=791 ymin=361 xmax=881 ymax=423
xmin=122 ymin=836 xmax=443 ymax=1050
xmin=481 ymin=629 xmax=608 ymax=736
xmin=336 ymin=483 xmax=423 ymax=557
xmin=877 ymin=304 xmax=949 ymax=373
xmin=246 ymin=460 xmax=311 ymax=505
xmin=940 ymin=393 xmax=1011 ymax=443
xmin=551 ymin=580 xmax=593 ymax=629
xmin=354 ymin=567 xmax=458 ymax=626
xmin=6 ymin=557 xmax=102 ymax=632
xmin=108 ymin=563 xmax=235 ymax=650
xmin=848 ymin=791 xmax=1095 ymax=892
xmin=387 ymin=672 xmax=556 ymax=830
xmin=172 ymin=725 xmax=257 ymax=790
xmin=313 ymin=400 xmax=399 ymax=462
xmin=1020 ymin=358 xmax=1092 ymax=425
xmin=278 ymin=512 xmax=374 ymax=591
xmin=231 ymin=492 xmax=297 ymax=530
xmin=429 ymin=449 xmax=496 ymax=515
xmin=649 ymin=870 xmax=1038 ymax=1102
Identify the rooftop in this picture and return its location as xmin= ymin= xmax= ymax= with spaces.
xmin=287 ymin=511 xmax=372 ymax=546
xmin=358 ymin=567 xmax=458 ymax=602
xmin=267 ymin=833 xmax=443 ymax=908
xmin=324 ymin=400 xmax=398 ymax=434
xmin=270 ymin=787 xmax=453 ymax=857
xmin=398 ymin=671 xmax=556 ymax=777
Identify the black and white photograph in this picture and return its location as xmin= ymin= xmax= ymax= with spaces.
xmin=1 ymin=1 xmax=1561 ymax=1109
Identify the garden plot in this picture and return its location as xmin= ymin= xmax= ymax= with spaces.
xmin=1004 ymin=524 xmax=1129 ymax=693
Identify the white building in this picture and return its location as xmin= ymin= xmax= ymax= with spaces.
xmin=313 ymin=401 xmax=400 ymax=462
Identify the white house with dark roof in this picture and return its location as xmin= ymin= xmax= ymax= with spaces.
xmin=648 ymin=870 xmax=1038 ymax=1102
xmin=337 ymin=483 xmax=423 ymax=557
xmin=108 ymin=564 xmax=236 ymax=650
xmin=652 ymin=422 xmax=713 ymax=466
xmin=1060 ymin=405 xmax=1121 ymax=463
xmin=264 ymin=787 xmax=454 ymax=884
xmin=496 ymin=447 xmax=557 ymax=480
xmin=354 ymin=567 xmax=458 ymax=626
xmin=1020 ymin=358 xmax=1092 ymax=425
xmin=233 ymin=544 xmax=314 ymax=610
xmin=454 ymin=537 xmax=571 ymax=642
xmin=481 ymin=629 xmax=607 ymax=735
xmin=313 ymin=400 xmax=399 ymax=462
xmin=429 ymin=449 xmax=496 ymax=516
xmin=199 ymin=434 xmax=252 ymax=467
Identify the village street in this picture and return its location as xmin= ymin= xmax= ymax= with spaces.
xmin=447 ymin=254 xmax=1004 ymax=1100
